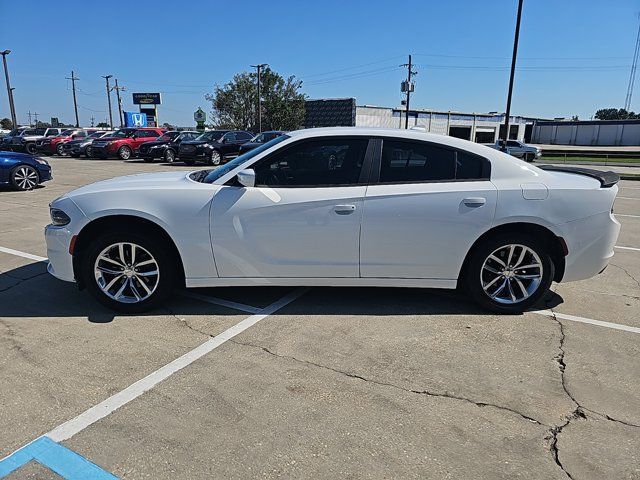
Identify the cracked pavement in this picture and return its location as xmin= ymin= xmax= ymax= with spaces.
xmin=0 ymin=160 xmax=638 ymax=479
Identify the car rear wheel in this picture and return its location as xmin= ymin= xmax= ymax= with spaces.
xmin=464 ymin=233 xmax=554 ymax=314
xmin=209 ymin=150 xmax=222 ymax=166
xmin=524 ymin=153 xmax=534 ymax=162
xmin=25 ymin=143 xmax=37 ymax=155
xmin=56 ymin=144 xmax=65 ymax=156
xmin=11 ymin=165 xmax=40 ymax=190
xmin=165 ymin=149 xmax=176 ymax=163
xmin=118 ymin=145 xmax=132 ymax=160
xmin=81 ymin=232 xmax=175 ymax=313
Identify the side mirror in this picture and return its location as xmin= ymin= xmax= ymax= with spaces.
xmin=236 ymin=168 xmax=255 ymax=188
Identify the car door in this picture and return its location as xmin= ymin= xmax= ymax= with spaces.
xmin=210 ymin=136 xmax=373 ymax=278
xmin=360 ymin=138 xmax=497 ymax=280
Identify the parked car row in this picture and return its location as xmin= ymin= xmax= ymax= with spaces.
xmin=1 ymin=127 xmax=288 ymax=179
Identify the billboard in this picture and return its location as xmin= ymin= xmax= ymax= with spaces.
xmin=132 ymin=93 xmax=162 ymax=105
xmin=304 ymin=98 xmax=356 ymax=128
xmin=124 ymin=111 xmax=148 ymax=127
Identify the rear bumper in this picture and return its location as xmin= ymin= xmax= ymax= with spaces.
xmin=556 ymin=210 xmax=621 ymax=282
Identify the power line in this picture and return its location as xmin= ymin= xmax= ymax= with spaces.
xmin=304 ymin=66 xmax=401 ymax=86
xmin=624 ymin=14 xmax=640 ymax=112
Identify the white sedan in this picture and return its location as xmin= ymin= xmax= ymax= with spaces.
xmin=45 ymin=127 xmax=621 ymax=314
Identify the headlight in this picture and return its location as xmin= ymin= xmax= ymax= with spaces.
xmin=35 ymin=158 xmax=49 ymax=165
xmin=50 ymin=208 xmax=71 ymax=226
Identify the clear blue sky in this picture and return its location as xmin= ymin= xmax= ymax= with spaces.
xmin=1 ymin=0 xmax=639 ymax=126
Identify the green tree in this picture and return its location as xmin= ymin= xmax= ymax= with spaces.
xmin=96 ymin=122 xmax=110 ymax=128
xmin=0 ymin=117 xmax=13 ymax=129
xmin=205 ymin=67 xmax=305 ymax=131
xmin=594 ymin=108 xmax=639 ymax=120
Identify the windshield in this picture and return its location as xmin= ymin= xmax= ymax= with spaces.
xmin=109 ymin=129 xmax=135 ymax=138
xmin=195 ymin=131 xmax=225 ymax=142
xmin=87 ymin=131 xmax=104 ymax=138
xmin=197 ymin=135 xmax=289 ymax=184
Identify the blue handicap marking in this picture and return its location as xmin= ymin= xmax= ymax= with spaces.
xmin=0 ymin=436 xmax=117 ymax=479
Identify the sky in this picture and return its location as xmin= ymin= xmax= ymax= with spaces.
xmin=1 ymin=0 xmax=639 ymax=127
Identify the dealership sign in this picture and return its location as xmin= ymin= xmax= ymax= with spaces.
xmin=132 ymin=92 xmax=162 ymax=105
xmin=124 ymin=111 xmax=148 ymax=127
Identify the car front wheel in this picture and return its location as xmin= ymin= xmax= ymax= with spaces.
xmin=11 ymin=165 xmax=40 ymax=190
xmin=25 ymin=143 xmax=37 ymax=155
xmin=165 ymin=149 xmax=176 ymax=163
xmin=209 ymin=150 xmax=222 ymax=166
xmin=56 ymin=144 xmax=65 ymax=156
xmin=464 ymin=233 xmax=554 ymax=314
xmin=118 ymin=145 xmax=132 ymax=160
xmin=81 ymin=232 xmax=175 ymax=312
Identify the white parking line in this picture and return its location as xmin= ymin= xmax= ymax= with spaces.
xmin=617 ymin=196 xmax=638 ymax=200
xmin=45 ymin=287 xmax=306 ymax=442
xmin=616 ymin=245 xmax=640 ymax=252
xmin=616 ymin=214 xmax=640 ymax=218
xmin=533 ymin=309 xmax=640 ymax=334
xmin=180 ymin=291 xmax=261 ymax=314
xmin=0 ymin=246 xmax=47 ymax=262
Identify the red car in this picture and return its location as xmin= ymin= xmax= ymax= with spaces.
xmin=38 ymin=129 xmax=98 ymax=156
xmin=90 ymin=127 xmax=167 ymax=160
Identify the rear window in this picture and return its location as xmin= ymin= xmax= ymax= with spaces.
xmin=380 ymin=139 xmax=489 ymax=183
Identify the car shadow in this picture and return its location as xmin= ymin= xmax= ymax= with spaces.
xmin=0 ymin=262 xmax=564 ymax=324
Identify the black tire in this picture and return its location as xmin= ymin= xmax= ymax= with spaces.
xmin=182 ymin=157 xmax=195 ymax=166
xmin=25 ymin=143 xmax=37 ymax=155
xmin=209 ymin=150 xmax=222 ymax=166
xmin=10 ymin=165 xmax=40 ymax=190
xmin=85 ymin=146 xmax=93 ymax=158
xmin=164 ymin=149 xmax=176 ymax=163
xmin=80 ymin=231 xmax=177 ymax=313
xmin=56 ymin=144 xmax=65 ymax=156
xmin=118 ymin=145 xmax=132 ymax=160
xmin=463 ymin=233 xmax=554 ymax=314
xmin=524 ymin=153 xmax=534 ymax=162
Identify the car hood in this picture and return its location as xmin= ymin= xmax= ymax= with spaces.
xmin=141 ymin=141 xmax=169 ymax=147
xmin=0 ymin=151 xmax=36 ymax=161
xmin=65 ymin=171 xmax=194 ymax=197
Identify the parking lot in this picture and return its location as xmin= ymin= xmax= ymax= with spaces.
xmin=0 ymin=156 xmax=638 ymax=479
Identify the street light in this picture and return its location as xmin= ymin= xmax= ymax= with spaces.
xmin=1 ymin=50 xmax=18 ymax=128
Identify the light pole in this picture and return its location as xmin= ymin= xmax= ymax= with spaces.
xmin=1 ymin=50 xmax=18 ymax=128
xmin=501 ymin=0 xmax=524 ymax=148
xmin=251 ymin=63 xmax=268 ymax=132
xmin=102 ymin=75 xmax=114 ymax=129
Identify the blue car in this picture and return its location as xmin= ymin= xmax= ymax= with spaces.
xmin=0 ymin=151 xmax=52 ymax=190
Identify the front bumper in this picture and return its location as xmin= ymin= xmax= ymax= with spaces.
xmin=557 ymin=210 xmax=621 ymax=282
xmin=37 ymin=165 xmax=53 ymax=182
xmin=45 ymin=224 xmax=76 ymax=282
xmin=91 ymin=143 xmax=119 ymax=157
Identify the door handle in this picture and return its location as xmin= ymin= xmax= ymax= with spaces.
xmin=334 ymin=204 xmax=356 ymax=215
xmin=462 ymin=197 xmax=486 ymax=207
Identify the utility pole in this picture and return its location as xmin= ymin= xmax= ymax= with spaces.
xmin=501 ymin=0 xmax=524 ymax=148
xmin=27 ymin=110 xmax=32 ymax=126
xmin=66 ymin=70 xmax=80 ymax=127
xmin=400 ymin=55 xmax=417 ymax=129
xmin=102 ymin=75 xmax=114 ymax=129
xmin=251 ymin=63 xmax=268 ymax=132
xmin=113 ymin=79 xmax=126 ymax=127
xmin=1 ymin=50 xmax=18 ymax=127
xmin=33 ymin=112 xmax=38 ymax=126
xmin=90 ymin=115 xmax=95 ymax=127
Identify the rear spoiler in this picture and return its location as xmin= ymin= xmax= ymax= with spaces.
xmin=537 ymin=165 xmax=620 ymax=188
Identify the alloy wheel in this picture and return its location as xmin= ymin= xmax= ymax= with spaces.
xmin=210 ymin=151 xmax=221 ymax=166
xmin=13 ymin=166 xmax=39 ymax=190
xmin=56 ymin=144 xmax=65 ymax=155
xmin=94 ymin=242 xmax=160 ymax=304
xmin=480 ymin=244 xmax=543 ymax=305
xmin=165 ymin=150 xmax=175 ymax=162
xmin=119 ymin=146 xmax=132 ymax=160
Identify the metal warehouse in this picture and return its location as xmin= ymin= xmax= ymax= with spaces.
xmin=531 ymin=119 xmax=640 ymax=146
xmin=303 ymin=98 xmax=537 ymax=143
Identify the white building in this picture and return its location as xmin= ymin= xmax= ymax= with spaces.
xmin=356 ymin=105 xmax=536 ymax=143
